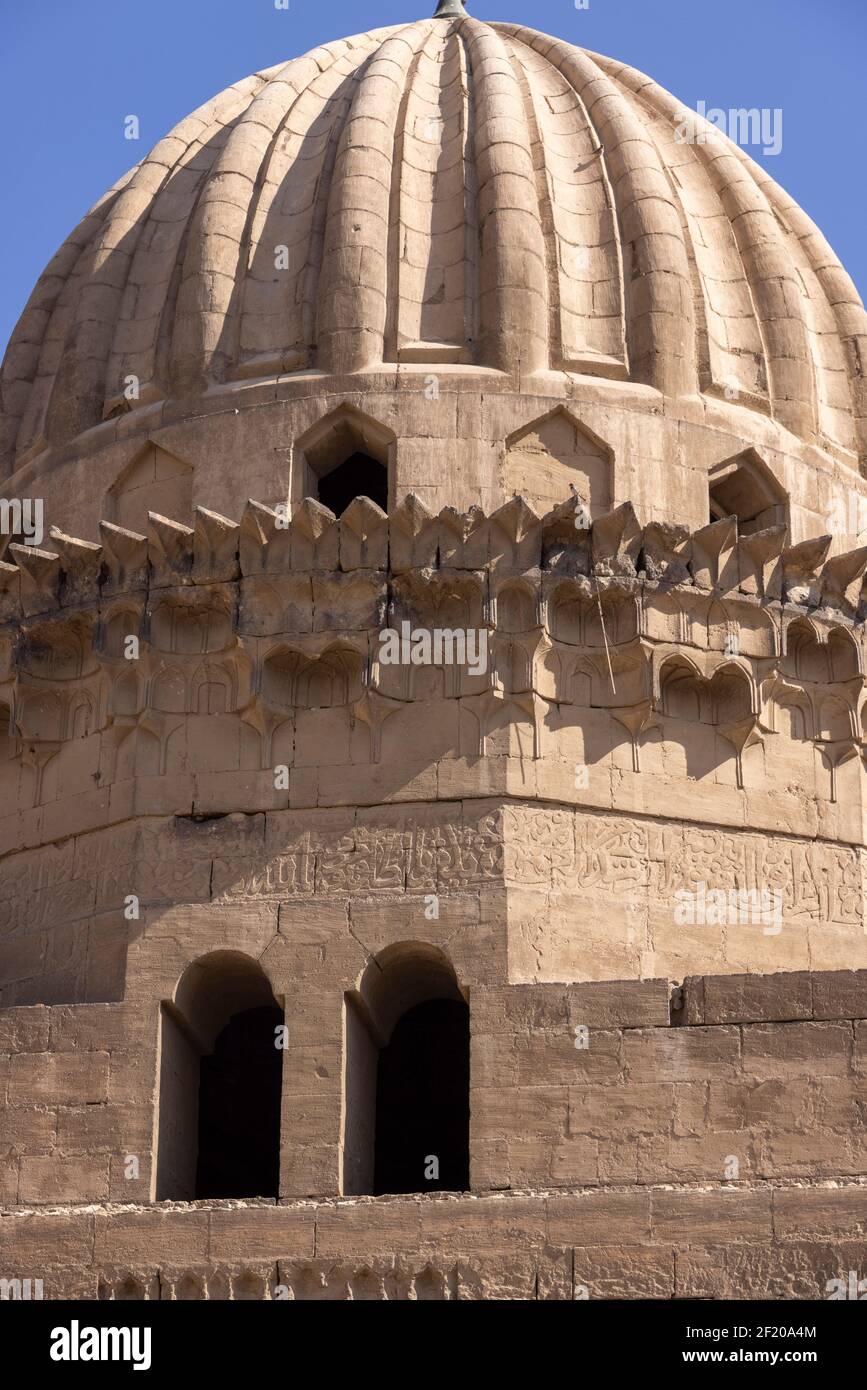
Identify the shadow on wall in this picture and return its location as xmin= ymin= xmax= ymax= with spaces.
xmin=708 ymin=450 xmax=788 ymax=534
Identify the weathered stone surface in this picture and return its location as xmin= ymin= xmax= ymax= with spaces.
xmin=209 ymin=1205 xmax=315 ymax=1262
xmin=651 ymin=1189 xmax=774 ymax=1243
xmin=8 ymin=1052 xmax=109 ymax=1106
xmin=685 ymin=971 xmax=813 ymax=1025
xmin=93 ymin=1209 xmax=210 ymax=1267
xmin=2 ymin=4 xmax=867 ymax=1304
xmin=547 ymin=1191 xmax=652 ymax=1246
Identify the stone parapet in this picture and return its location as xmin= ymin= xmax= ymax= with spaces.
xmin=2 ymin=1183 xmax=866 ymax=1300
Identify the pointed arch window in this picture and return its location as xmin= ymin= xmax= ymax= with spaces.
xmin=708 ymin=452 xmax=788 ymax=536
xmin=294 ymin=406 xmax=394 ymax=516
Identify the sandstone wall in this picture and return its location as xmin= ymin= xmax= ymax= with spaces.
xmin=7 ymin=376 xmax=865 ymax=547
xmin=2 ymin=1184 xmax=867 ymax=1301
xmin=2 ymin=971 xmax=865 ymax=1207
xmin=2 ymin=807 xmax=866 ymax=1013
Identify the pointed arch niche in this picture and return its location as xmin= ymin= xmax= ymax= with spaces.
xmin=293 ymin=405 xmax=394 ymax=516
xmin=108 ymin=441 xmax=194 ymax=532
xmin=342 ymin=943 xmax=470 ymax=1198
xmin=502 ymin=408 xmax=612 ymax=518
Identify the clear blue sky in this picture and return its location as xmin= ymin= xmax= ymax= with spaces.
xmin=1 ymin=0 xmax=864 ymax=357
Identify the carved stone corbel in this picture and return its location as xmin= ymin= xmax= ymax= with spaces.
xmin=782 ymin=535 xmax=831 ymax=607
xmin=352 ymin=689 xmax=403 ymax=763
xmin=717 ymin=714 xmax=764 ymax=790
xmin=611 ymin=698 xmax=659 ymax=771
xmin=820 ymin=738 xmax=859 ymax=803
xmin=691 ymin=517 xmax=738 ymax=592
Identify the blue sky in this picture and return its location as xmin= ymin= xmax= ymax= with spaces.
xmin=1 ymin=0 xmax=864 ymax=356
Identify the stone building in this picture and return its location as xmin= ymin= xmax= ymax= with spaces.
xmin=1 ymin=2 xmax=866 ymax=1300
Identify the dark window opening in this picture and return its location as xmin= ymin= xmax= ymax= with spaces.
xmin=156 ymin=951 xmax=283 ymax=1202
xmin=317 ymin=451 xmax=388 ymax=516
xmin=343 ymin=943 xmax=471 ymax=1198
xmin=195 ymin=1004 xmax=283 ymax=1199
xmin=373 ymin=997 xmax=470 ymax=1196
xmin=708 ymin=455 xmax=787 ymax=536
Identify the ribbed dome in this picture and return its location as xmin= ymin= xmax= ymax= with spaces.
xmin=2 ymin=13 xmax=866 ymax=479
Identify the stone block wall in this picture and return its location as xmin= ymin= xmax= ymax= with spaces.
xmin=3 ymin=806 xmax=867 ymax=1014
xmin=470 ymin=974 xmax=867 ymax=1191
xmin=2 ymin=971 xmax=865 ymax=1205
xmin=2 ymin=968 xmax=866 ymax=1298
xmin=2 ymin=1181 xmax=866 ymax=1301
xmin=0 ymin=1003 xmax=157 ymax=1207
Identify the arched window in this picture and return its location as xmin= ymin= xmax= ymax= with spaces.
xmin=156 ymin=952 xmax=283 ymax=1201
xmin=343 ymin=944 xmax=470 ymax=1197
xmin=708 ymin=451 xmax=787 ymax=536
xmin=294 ymin=405 xmax=393 ymax=516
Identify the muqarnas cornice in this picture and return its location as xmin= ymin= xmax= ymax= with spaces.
xmin=0 ymin=491 xmax=865 ymax=851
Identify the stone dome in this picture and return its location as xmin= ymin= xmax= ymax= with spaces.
xmin=2 ymin=10 xmax=866 ymax=537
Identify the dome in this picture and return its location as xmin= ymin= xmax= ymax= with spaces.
xmin=1 ymin=8 xmax=865 ymax=537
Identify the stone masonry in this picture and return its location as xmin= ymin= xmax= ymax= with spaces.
xmin=1 ymin=7 xmax=866 ymax=1299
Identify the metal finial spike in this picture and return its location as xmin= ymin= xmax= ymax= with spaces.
xmin=433 ymin=0 xmax=467 ymax=17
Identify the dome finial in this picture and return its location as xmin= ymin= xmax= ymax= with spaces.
xmin=432 ymin=0 xmax=467 ymax=17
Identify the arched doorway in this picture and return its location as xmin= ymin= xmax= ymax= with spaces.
xmin=155 ymin=952 xmax=283 ymax=1200
xmin=343 ymin=943 xmax=470 ymax=1197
